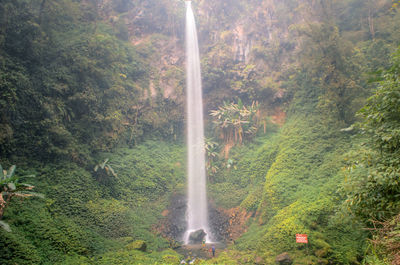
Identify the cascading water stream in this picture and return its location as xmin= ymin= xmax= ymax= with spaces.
xmin=184 ymin=1 xmax=211 ymax=243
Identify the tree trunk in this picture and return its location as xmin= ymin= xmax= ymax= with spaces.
xmin=368 ymin=1 xmax=375 ymax=39
xmin=0 ymin=193 xmax=5 ymax=219
xmin=264 ymin=120 xmax=267 ymax=134
xmin=39 ymin=0 xmax=47 ymax=25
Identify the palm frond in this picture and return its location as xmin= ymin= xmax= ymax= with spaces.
xmin=107 ymin=166 xmax=117 ymax=178
xmin=20 ymin=174 xmax=35 ymax=179
xmin=6 ymin=165 xmax=16 ymax=179
xmin=7 ymin=183 xmax=16 ymax=191
xmin=13 ymin=192 xmax=44 ymax=199
xmin=0 ymin=220 xmax=11 ymax=232
xmin=100 ymin=158 xmax=109 ymax=169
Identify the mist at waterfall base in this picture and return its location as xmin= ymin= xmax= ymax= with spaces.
xmin=184 ymin=1 xmax=212 ymax=244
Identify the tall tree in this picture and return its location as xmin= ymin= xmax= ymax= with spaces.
xmin=344 ymin=47 xmax=400 ymax=222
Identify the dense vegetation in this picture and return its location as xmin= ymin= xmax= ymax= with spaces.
xmin=0 ymin=0 xmax=399 ymax=264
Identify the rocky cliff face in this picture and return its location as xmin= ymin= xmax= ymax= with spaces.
xmin=93 ymin=0 xmax=185 ymax=102
xmin=124 ymin=0 xmax=186 ymax=101
xmin=193 ymin=0 xmax=293 ymax=116
xmin=156 ymin=194 xmax=252 ymax=244
xmin=100 ymin=0 xmax=293 ymax=113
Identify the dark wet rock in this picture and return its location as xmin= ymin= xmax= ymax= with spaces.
xmin=188 ymin=229 xmax=207 ymax=244
xmin=208 ymin=202 xmax=230 ymax=242
xmin=276 ymin=252 xmax=292 ymax=265
xmin=159 ymin=194 xmax=187 ymax=241
xmin=158 ymin=194 xmax=239 ymax=244
xmin=176 ymin=243 xmax=225 ymax=261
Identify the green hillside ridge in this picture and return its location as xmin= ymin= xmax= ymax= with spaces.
xmin=202 ymin=108 xmax=366 ymax=263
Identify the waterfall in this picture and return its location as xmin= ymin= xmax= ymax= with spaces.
xmin=185 ymin=1 xmax=211 ymax=243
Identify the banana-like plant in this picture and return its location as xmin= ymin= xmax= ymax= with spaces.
xmin=0 ymin=164 xmax=43 ymax=231
xmin=210 ymin=100 xmax=259 ymax=144
xmin=94 ymin=158 xmax=117 ymax=178
xmin=205 ymin=138 xmax=220 ymax=178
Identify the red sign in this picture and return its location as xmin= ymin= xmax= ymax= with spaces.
xmin=296 ymin=234 xmax=308 ymax=243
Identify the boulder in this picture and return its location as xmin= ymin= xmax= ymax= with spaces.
xmin=275 ymin=252 xmax=292 ymax=265
xmin=188 ymin=229 xmax=206 ymax=244
xmin=126 ymin=240 xmax=147 ymax=252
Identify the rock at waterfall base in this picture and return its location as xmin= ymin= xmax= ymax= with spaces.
xmin=188 ymin=229 xmax=206 ymax=244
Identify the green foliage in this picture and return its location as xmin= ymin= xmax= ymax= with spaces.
xmin=258 ymin=197 xmax=331 ymax=257
xmin=0 ymin=164 xmax=43 ymax=231
xmin=209 ymin=183 xmax=248 ymax=209
xmin=197 ymin=249 xmax=264 ymax=265
xmin=240 ymin=186 xmax=263 ymax=212
xmin=125 ymin=240 xmax=147 ymax=251
xmin=227 ymin=111 xmax=366 ymax=263
xmin=232 ymin=222 xmax=266 ymax=251
xmin=343 ymin=47 xmax=400 ymax=222
xmin=57 ymin=254 xmax=91 ymax=265
xmin=197 ymin=0 xmax=246 ymax=36
xmin=360 ymin=213 xmax=400 ymax=265
xmin=0 ymin=228 xmax=41 ymax=265
xmin=36 ymin=163 xmax=103 ymax=218
xmin=205 ymin=137 xmax=220 ymax=179
xmin=95 ymin=248 xmax=182 ymax=265
xmin=93 ymin=158 xmax=118 ymax=186
xmin=208 ymin=133 xmax=278 ymax=209
xmin=198 ymin=251 xmax=239 ymax=264
xmin=0 ymin=199 xmax=92 ymax=264
xmin=86 ymin=199 xmax=132 ymax=238
xmin=201 ymin=55 xmax=233 ymax=101
xmin=0 ymin=0 xmax=186 ymax=161
xmin=0 ymin=140 xmax=184 ymax=263
xmin=0 ymin=220 xmax=11 ymax=232
xmin=210 ymin=100 xmax=259 ymax=145
xmin=288 ymin=19 xmax=364 ymax=124
xmin=359 ymin=48 xmax=400 ymax=154
xmin=258 ymin=114 xmax=343 ymax=221
xmin=103 ymin=140 xmax=185 ymax=201
xmin=229 ymin=134 xmax=279 ymax=187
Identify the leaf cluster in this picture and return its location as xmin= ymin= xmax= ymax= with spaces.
xmin=343 ymin=47 xmax=400 ymax=223
xmin=210 ymin=100 xmax=259 ymax=145
xmin=0 ymin=164 xmax=42 ymax=231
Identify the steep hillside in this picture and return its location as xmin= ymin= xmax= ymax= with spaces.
xmin=0 ymin=140 xmax=185 ymax=264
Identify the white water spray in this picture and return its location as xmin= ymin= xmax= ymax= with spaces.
xmin=184 ymin=1 xmax=211 ymax=243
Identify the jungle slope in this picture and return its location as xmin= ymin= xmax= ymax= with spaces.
xmin=0 ymin=0 xmax=186 ymax=263
xmin=195 ymin=0 xmax=400 ymax=263
xmin=202 ymin=89 xmax=368 ymax=264
xmin=0 ymin=140 xmax=187 ymax=264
